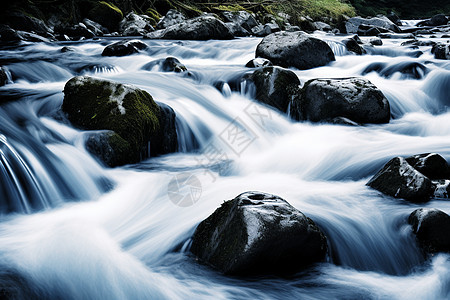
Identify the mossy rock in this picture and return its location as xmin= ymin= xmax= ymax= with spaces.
xmin=63 ymin=76 xmax=164 ymax=166
xmin=88 ymin=1 xmax=123 ymax=32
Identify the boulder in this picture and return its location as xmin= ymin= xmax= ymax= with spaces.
xmin=343 ymin=37 xmax=365 ymax=55
xmin=87 ymin=1 xmax=123 ymax=32
xmin=190 ymin=191 xmax=327 ymax=275
xmin=406 ymin=153 xmax=450 ymax=180
xmin=245 ymin=58 xmax=273 ymax=68
xmin=2 ymin=11 xmax=51 ymax=37
xmin=244 ymin=66 xmax=300 ymax=114
xmin=367 ymin=157 xmax=432 ymax=202
xmin=251 ymin=24 xmax=271 ymax=37
xmin=357 ymin=25 xmax=383 ymax=36
xmin=83 ymin=18 xmax=108 ymax=36
xmin=314 ymin=21 xmax=332 ymax=32
xmin=0 ymin=67 xmax=8 ymax=86
xmin=345 ymin=16 xmax=400 ymax=34
xmin=387 ymin=11 xmax=402 ymax=26
xmin=102 ymin=39 xmax=147 ymax=56
xmin=120 ymin=12 xmax=153 ymax=36
xmin=142 ymin=57 xmax=187 ymax=73
xmin=59 ymin=23 xmax=95 ymax=40
xmin=429 ymin=14 xmax=448 ymax=26
xmin=0 ymin=25 xmax=22 ymax=42
xmin=378 ymin=33 xmax=415 ymax=39
xmin=370 ymin=37 xmax=383 ymax=46
xmin=62 ymin=76 xmax=177 ymax=166
xmin=296 ymin=77 xmax=390 ymax=124
xmin=161 ymin=15 xmax=233 ymax=40
xmin=85 ymin=131 xmax=132 ymax=167
xmin=156 ymin=9 xmax=186 ymax=29
xmin=408 ymin=208 xmax=450 ymax=253
xmin=432 ymin=43 xmax=450 ymax=60
xmin=255 ymin=31 xmax=335 ymax=70
xmin=225 ymin=23 xmax=250 ymax=37
xmin=221 ymin=11 xmax=258 ymax=32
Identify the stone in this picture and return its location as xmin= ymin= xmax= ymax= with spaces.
xmin=102 ymin=39 xmax=147 ymax=56
xmin=161 ymin=15 xmax=233 ymax=40
xmin=406 ymin=153 xmax=450 ymax=180
xmin=156 ymin=9 xmax=186 ymax=29
xmin=245 ymin=58 xmax=273 ymax=68
xmin=346 ymin=16 xmax=400 ymax=34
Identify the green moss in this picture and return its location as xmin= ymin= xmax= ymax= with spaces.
xmin=99 ymin=1 xmax=123 ymax=19
xmin=145 ymin=8 xmax=161 ymax=26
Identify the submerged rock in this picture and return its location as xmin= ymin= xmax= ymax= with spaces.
xmin=367 ymin=157 xmax=432 ymax=202
xmin=255 ymin=31 xmax=335 ymax=70
xmin=142 ymin=57 xmax=187 ymax=73
xmin=408 ymin=208 xmax=450 ymax=253
xmin=161 ymin=15 xmax=233 ymax=40
xmin=0 ymin=67 xmax=8 ymax=86
xmin=62 ymin=76 xmax=177 ymax=166
xmin=190 ymin=191 xmax=327 ymax=275
xmin=102 ymin=40 xmax=148 ymax=56
xmin=244 ymin=66 xmax=300 ymax=114
xmin=296 ymin=77 xmax=390 ymax=124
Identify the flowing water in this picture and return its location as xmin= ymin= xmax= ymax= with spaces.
xmin=0 ymin=29 xmax=450 ymax=299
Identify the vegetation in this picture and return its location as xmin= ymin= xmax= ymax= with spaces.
xmin=348 ymin=0 xmax=450 ymax=18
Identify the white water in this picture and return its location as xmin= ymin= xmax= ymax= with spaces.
xmin=0 ymin=31 xmax=450 ymax=299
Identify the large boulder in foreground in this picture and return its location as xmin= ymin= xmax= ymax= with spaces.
xmin=161 ymin=15 xmax=233 ymax=40
xmin=190 ymin=191 xmax=327 ymax=275
xmin=296 ymin=77 xmax=390 ymax=124
xmin=244 ymin=66 xmax=300 ymax=114
xmin=62 ymin=76 xmax=177 ymax=166
xmin=408 ymin=208 xmax=450 ymax=253
xmin=255 ymin=31 xmax=335 ymax=70
xmin=367 ymin=157 xmax=432 ymax=202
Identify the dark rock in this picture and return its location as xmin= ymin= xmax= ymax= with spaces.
xmin=346 ymin=16 xmax=400 ymax=34
xmin=61 ymin=46 xmax=76 ymax=53
xmin=343 ymin=37 xmax=364 ymax=55
xmin=60 ymin=23 xmax=95 ymax=40
xmin=299 ymin=19 xmax=317 ymax=32
xmin=408 ymin=208 xmax=450 ymax=253
xmin=2 ymin=11 xmax=51 ymax=37
xmin=429 ymin=14 xmax=448 ymax=26
xmin=251 ymin=24 xmax=271 ymax=37
xmin=357 ymin=24 xmax=387 ymax=36
xmin=151 ymin=102 xmax=178 ymax=155
xmin=16 ymin=31 xmax=50 ymax=43
xmin=296 ymin=77 xmax=390 ymax=124
xmin=378 ymin=33 xmax=415 ymax=39
xmin=323 ymin=117 xmax=359 ymax=126
xmin=190 ymin=191 xmax=327 ymax=275
xmin=142 ymin=57 xmax=187 ymax=73
xmin=244 ymin=66 xmax=300 ymax=114
xmin=245 ymin=58 xmax=273 ymax=68
xmin=225 ymin=23 xmax=250 ymax=37
xmin=255 ymin=31 xmax=335 ymax=70
xmin=85 ymin=131 xmax=132 ymax=167
xmin=83 ymin=19 xmax=108 ymax=36
xmin=120 ymin=12 xmax=153 ymax=36
xmin=406 ymin=153 xmax=450 ymax=180
xmin=0 ymin=67 xmax=8 ymax=86
xmin=432 ymin=43 xmax=450 ymax=60
xmin=387 ymin=11 xmax=402 ymax=26
xmin=161 ymin=15 xmax=233 ymax=40
xmin=367 ymin=157 xmax=432 ymax=202
xmin=222 ymin=11 xmax=258 ymax=32
xmin=0 ymin=25 xmax=22 ymax=42
xmin=87 ymin=1 xmax=123 ymax=32
xmin=62 ymin=76 xmax=177 ymax=166
xmin=362 ymin=61 xmax=429 ymax=79
xmin=314 ymin=21 xmax=332 ymax=32
xmin=102 ymin=40 xmax=148 ymax=57
xmin=156 ymin=9 xmax=186 ymax=29
xmin=370 ymin=38 xmax=383 ymax=46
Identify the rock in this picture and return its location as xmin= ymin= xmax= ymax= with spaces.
xmin=0 ymin=67 xmax=8 ymax=86
xmin=357 ymin=25 xmax=382 ymax=36
xmin=345 ymin=16 xmax=400 ymax=34
xmin=16 ymin=31 xmax=50 ymax=43
xmin=142 ymin=57 xmax=187 ymax=73
xmin=432 ymin=43 xmax=450 ymax=60
xmin=156 ymin=9 xmax=186 ymax=29
xmin=245 ymin=58 xmax=273 ymax=68
xmin=150 ymin=102 xmax=178 ymax=155
xmin=244 ymin=66 xmax=300 ymax=114
xmin=59 ymin=23 xmax=95 ymax=40
xmin=387 ymin=11 xmax=402 ymax=26
xmin=408 ymin=208 xmax=450 ymax=253
xmin=264 ymin=23 xmax=281 ymax=34
xmin=363 ymin=61 xmax=429 ymax=79
xmin=2 ymin=11 xmax=51 ymax=37
xmin=285 ymin=25 xmax=301 ymax=32
xmin=161 ymin=15 xmax=233 ymax=40
xmin=378 ymin=33 xmax=415 ymax=39
xmin=296 ymin=77 xmax=390 ymax=124
xmin=61 ymin=46 xmax=76 ymax=53
xmin=62 ymin=76 xmax=177 ymax=166
xmin=88 ymin=1 xmax=123 ymax=32
xmin=370 ymin=37 xmax=383 ymax=46
xmin=429 ymin=14 xmax=448 ymax=26
xmin=102 ymin=39 xmax=147 ymax=56
xmin=225 ymin=23 xmax=250 ymax=37
xmin=221 ymin=11 xmax=258 ymax=32
xmin=120 ymin=12 xmax=153 ymax=36
xmin=0 ymin=25 xmax=22 ymax=42
xmin=314 ymin=21 xmax=332 ymax=32
xmin=255 ymin=31 xmax=335 ymax=70
xmin=343 ymin=37 xmax=364 ymax=55
xmin=85 ymin=131 xmax=132 ymax=167
xmin=367 ymin=157 xmax=432 ymax=202
xmin=83 ymin=19 xmax=108 ymax=36
xmin=406 ymin=153 xmax=450 ymax=180
xmin=190 ymin=191 xmax=327 ymax=275
xmin=251 ymin=24 xmax=271 ymax=37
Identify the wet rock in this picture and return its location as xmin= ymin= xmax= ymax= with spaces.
xmin=62 ymin=76 xmax=177 ymax=166
xmin=378 ymin=33 xmax=415 ymax=39
xmin=387 ymin=11 xmax=402 ymax=26
xmin=0 ymin=25 xmax=22 ymax=42
xmin=314 ymin=21 xmax=332 ymax=32
xmin=406 ymin=153 xmax=450 ymax=180
xmin=16 ymin=31 xmax=50 ymax=43
xmin=120 ymin=12 xmax=153 ymax=36
xmin=142 ymin=57 xmax=187 ymax=73
xmin=432 ymin=43 xmax=450 ymax=60
xmin=161 ymin=15 xmax=233 ymax=40
xmin=255 ymin=31 xmax=335 ymax=70
xmin=83 ymin=19 xmax=108 ymax=36
xmin=102 ymin=40 xmax=148 ymax=56
xmin=285 ymin=25 xmax=301 ymax=32
xmin=85 ymin=131 xmax=132 ymax=167
xmin=244 ymin=66 xmax=300 ymax=114
xmin=59 ymin=23 xmax=95 ymax=40
xmin=2 ymin=11 xmax=51 ymax=37
xmin=61 ymin=46 xmax=76 ymax=53
xmin=0 ymin=67 xmax=8 ymax=86
xmin=408 ymin=208 xmax=450 ymax=253
xmin=296 ymin=77 xmax=390 ymax=124
xmin=222 ymin=11 xmax=258 ymax=32
xmin=251 ymin=24 xmax=271 ymax=37
xmin=245 ymin=58 xmax=273 ymax=68
xmin=370 ymin=37 xmax=383 ymax=46
xmin=225 ymin=23 xmax=250 ymax=37
xmin=88 ymin=1 xmax=123 ymax=32
xmin=346 ymin=16 xmax=400 ymax=34
xmin=190 ymin=191 xmax=327 ymax=275
xmin=156 ymin=9 xmax=186 ymax=29
xmin=362 ymin=61 xmax=429 ymax=79
xmin=367 ymin=157 xmax=432 ymax=202
xmin=357 ymin=24 xmax=391 ymax=36
xmin=429 ymin=14 xmax=449 ymax=26
xmin=343 ymin=36 xmax=365 ymax=55
xmin=150 ymin=102 xmax=178 ymax=155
